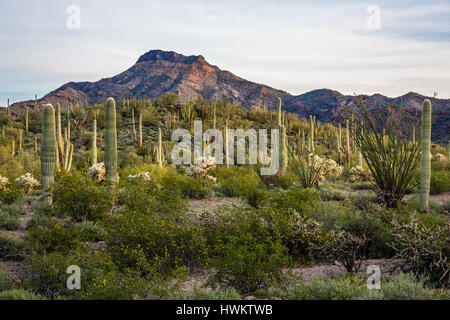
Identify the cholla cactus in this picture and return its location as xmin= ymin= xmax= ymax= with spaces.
xmin=185 ymin=156 xmax=216 ymax=179
xmin=15 ymin=173 xmax=39 ymax=193
xmin=87 ymin=162 xmax=106 ymax=181
xmin=0 ymin=175 xmax=9 ymax=191
xmin=434 ymin=153 xmax=447 ymax=162
xmin=127 ymin=172 xmax=153 ymax=182
xmin=310 ymin=155 xmax=343 ymax=185
xmin=348 ymin=166 xmax=374 ymax=183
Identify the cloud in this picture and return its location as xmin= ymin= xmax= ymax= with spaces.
xmin=0 ymin=0 xmax=449 ymax=106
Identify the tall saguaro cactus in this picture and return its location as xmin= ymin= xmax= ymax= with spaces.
xmin=337 ymin=124 xmax=342 ymax=165
xmin=105 ymin=98 xmax=118 ymax=184
xmin=157 ymin=127 xmax=163 ymax=168
xmin=56 ymin=103 xmax=64 ymax=160
xmin=91 ymin=118 xmax=97 ymax=165
xmin=139 ymin=113 xmax=143 ymax=147
xmin=345 ymin=120 xmax=350 ymax=166
xmin=278 ymin=98 xmax=287 ymax=173
xmin=132 ymin=108 xmax=137 ymax=141
xmin=25 ymin=108 xmax=29 ymax=135
xmin=41 ymin=104 xmax=56 ymax=201
xmin=420 ymin=99 xmax=432 ymax=211
xmin=309 ymin=115 xmax=314 ymax=154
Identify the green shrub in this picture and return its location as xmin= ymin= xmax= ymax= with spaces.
xmin=270 ymin=187 xmax=319 ymax=214
xmin=118 ymin=177 xmax=187 ymax=215
xmin=366 ymin=273 xmax=447 ymax=300
xmin=0 ymin=289 xmax=44 ymax=300
xmin=192 ymin=288 xmax=242 ymax=300
xmin=0 ymin=265 xmax=8 ymax=291
xmin=106 ymin=209 xmax=208 ymax=276
xmin=0 ymin=208 xmax=19 ymax=231
xmin=430 ymin=169 xmax=450 ymax=194
xmin=0 ymin=185 xmax=25 ymax=205
xmin=282 ymin=275 xmax=367 ymax=300
xmin=52 ymin=171 xmax=112 ymax=222
xmin=211 ymin=166 xmax=262 ymax=197
xmin=0 ymin=233 xmax=24 ymax=260
xmin=204 ymin=208 xmax=289 ymax=294
xmin=208 ymin=232 xmax=288 ymax=295
xmin=245 ymin=189 xmax=270 ymax=208
xmin=70 ymin=221 xmax=107 ymax=242
xmin=25 ymin=218 xmax=80 ymax=254
xmin=161 ymin=174 xmax=212 ymax=199
xmin=260 ymin=172 xmax=296 ymax=189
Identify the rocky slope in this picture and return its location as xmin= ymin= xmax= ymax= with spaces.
xmin=9 ymin=49 xmax=450 ymax=142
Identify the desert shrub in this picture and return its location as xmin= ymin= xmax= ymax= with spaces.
xmin=202 ymin=207 xmax=289 ymax=294
xmin=25 ymin=218 xmax=80 ymax=254
xmin=161 ymin=174 xmax=212 ymax=199
xmin=365 ymin=273 xmax=447 ymax=300
xmin=0 ymin=209 xmax=19 ymax=231
xmin=210 ymin=166 xmax=262 ymax=197
xmin=0 ymin=233 xmax=24 ymax=260
xmin=0 ymin=184 xmax=24 ymax=205
xmin=389 ymin=215 xmax=449 ymax=287
xmin=0 ymin=289 xmax=44 ymax=300
xmin=52 ymin=171 xmax=112 ymax=222
xmin=245 ymin=188 xmax=270 ymax=208
xmin=24 ymin=246 xmax=151 ymax=300
xmin=207 ymin=231 xmax=288 ymax=295
xmin=270 ymin=187 xmax=319 ymax=214
xmin=347 ymin=166 xmax=374 ymax=183
xmin=194 ymin=288 xmax=242 ymax=300
xmin=315 ymin=229 xmax=369 ymax=273
xmin=106 ymin=209 xmax=208 ymax=276
xmin=118 ymin=177 xmax=186 ymax=215
xmin=282 ymin=275 xmax=367 ymax=300
xmin=0 ymin=265 xmax=8 ymax=291
xmin=260 ymin=172 xmax=296 ymax=189
xmin=430 ymin=169 xmax=450 ymax=194
xmin=70 ymin=221 xmax=107 ymax=242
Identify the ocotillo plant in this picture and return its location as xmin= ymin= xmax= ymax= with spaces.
xmin=419 ymin=99 xmax=432 ymax=212
xmin=91 ymin=118 xmax=97 ymax=165
xmin=139 ymin=113 xmax=143 ymax=147
xmin=41 ymin=104 xmax=56 ymax=201
xmin=105 ymin=98 xmax=118 ymax=184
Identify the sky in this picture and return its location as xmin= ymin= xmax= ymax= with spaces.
xmin=0 ymin=0 xmax=450 ymax=107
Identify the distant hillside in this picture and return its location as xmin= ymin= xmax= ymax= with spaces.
xmin=9 ymin=49 xmax=450 ymax=143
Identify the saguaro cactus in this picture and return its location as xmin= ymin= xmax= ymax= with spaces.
xmin=345 ymin=120 xmax=350 ymax=166
xmin=309 ymin=115 xmax=314 ymax=154
xmin=420 ymin=99 xmax=432 ymax=211
xmin=278 ymin=98 xmax=287 ymax=173
xmin=105 ymin=98 xmax=118 ymax=184
xmin=25 ymin=108 xmax=29 ymax=135
xmin=157 ymin=127 xmax=163 ymax=167
xmin=139 ymin=113 xmax=143 ymax=147
xmin=132 ymin=108 xmax=137 ymax=142
xmin=91 ymin=118 xmax=97 ymax=165
xmin=337 ymin=125 xmax=342 ymax=165
xmin=11 ymin=140 xmax=15 ymax=157
xmin=41 ymin=104 xmax=56 ymax=198
xmin=56 ymin=103 xmax=64 ymax=160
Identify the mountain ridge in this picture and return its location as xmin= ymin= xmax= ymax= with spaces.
xmin=7 ymin=49 xmax=450 ymax=142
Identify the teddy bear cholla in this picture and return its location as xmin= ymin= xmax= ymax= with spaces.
xmin=185 ymin=156 xmax=217 ymax=183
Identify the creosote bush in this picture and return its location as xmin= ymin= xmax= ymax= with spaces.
xmin=52 ymin=170 xmax=112 ymax=222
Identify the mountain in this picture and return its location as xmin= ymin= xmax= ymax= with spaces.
xmin=9 ymin=49 xmax=450 ymax=142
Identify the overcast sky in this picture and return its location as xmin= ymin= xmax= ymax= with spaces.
xmin=1 ymin=0 xmax=450 ymax=106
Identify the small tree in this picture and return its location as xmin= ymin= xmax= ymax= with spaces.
xmin=345 ymin=100 xmax=420 ymax=208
